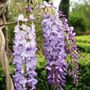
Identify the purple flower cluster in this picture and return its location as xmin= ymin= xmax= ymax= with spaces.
xmin=13 ymin=22 xmax=37 ymax=90
xmin=69 ymin=27 xmax=79 ymax=85
xmin=25 ymin=6 xmax=33 ymax=13
xmin=59 ymin=12 xmax=79 ymax=85
xmin=42 ymin=14 xmax=68 ymax=90
xmin=66 ymin=27 xmax=79 ymax=85
xmin=13 ymin=2 xmax=79 ymax=89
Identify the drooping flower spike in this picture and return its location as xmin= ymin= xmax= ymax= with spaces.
xmin=13 ymin=14 xmax=37 ymax=90
xmin=42 ymin=13 xmax=68 ymax=90
xmin=58 ymin=11 xmax=79 ymax=85
xmin=41 ymin=2 xmax=79 ymax=89
xmin=13 ymin=1 xmax=79 ymax=90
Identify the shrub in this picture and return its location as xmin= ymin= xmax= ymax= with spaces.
xmin=69 ymin=4 xmax=90 ymax=35
xmin=76 ymin=42 xmax=90 ymax=52
xmin=36 ymin=55 xmax=51 ymax=90
xmin=75 ymin=35 xmax=90 ymax=52
xmin=75 ymin=35 xmax=90 ymax=43
xmin=0 ymin=66 xmax=6 ymax=90
xmin=66 ymin=53 xmax=90 ymax=90
xmin=69 ymin=14 xmax=86 ymax=34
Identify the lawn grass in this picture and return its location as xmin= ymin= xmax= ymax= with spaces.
xmin=75 ymin=35 xmax=90 ymax=43
xmin=75 ymin=35 xmax=90 ymax=52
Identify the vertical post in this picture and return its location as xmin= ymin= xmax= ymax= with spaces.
xmin=44 ymin=0 xmax=49 ymax=2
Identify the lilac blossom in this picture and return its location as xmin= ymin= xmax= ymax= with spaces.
xmin=13 ymin=15 xmax=37 ymax=90
xmin=38 ymin=1 xmax=56 ymax=9
xmin=58 ymin=11 xmax=79 ymax=85
xmin=66 ymin=26 xmax=79 ymax=85
xmin=29 ymin=14 xmax=35 ymax=20
xmin=25 ymin=23 xmax=38 ymax=90
xmin=42 ymin=14 xmax=68 ymax=90
xmin=25 ymin=6 xmax=33 ymax=13
xmin=38 ymin=1 xmax=52 ymax=9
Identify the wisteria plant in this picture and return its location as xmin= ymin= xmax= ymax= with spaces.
xmin=13 ymin=1 xmax=79 ymax=90
xmin=13 ymin=14 xmax=37 ymax=90
xmin=41 ymin=2 xmax=79 ymax=90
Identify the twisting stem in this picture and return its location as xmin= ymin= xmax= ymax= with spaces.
xmin=2 ymin=13 xmax=8 ymax=52
xmin=0 ymin=21 xmax=16 ymax=27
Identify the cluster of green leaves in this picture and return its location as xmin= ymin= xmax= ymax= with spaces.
xmin=75 ymin=35 xmax=90 ymax=52
xmin=75 ymin=35 xmax=90 ymax=43
xmin=65 ymin=52 xmax=90 ymax=90
xmin=69 ymin=4 xmax=90 ymax=35
xmin=0 ymin=65 xmax=6 ymax=90
xmin=76 ymin=42 xmax=90 ymax=52
xmin=69 ymin=15 xmax=86 ymax=34
xmin=36 ymin=53 xmax=52 ymax=90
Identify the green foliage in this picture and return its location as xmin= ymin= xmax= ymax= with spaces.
xmin=36 ymin=53 xmax=46 ymax=69
xmin=75 ymin=35 xmax=90 ymax=43
xmin=69 ymin=14 xmax=86 ymax=34
xmin=76 ymin=42 xmax=90 ymax=52
xmin=8 ymin=24 xmax=15 ymax=51
xmin=75 ymin=35 xmax=90 ymax=52
xmin=0 ymin=66 xmax=6 ymax=90
xmin=66 ymin=53 xmax=90 ymax=90
xmin=36 ymin=53 xmax=52 ymax=90
xmin=69 ymin=4 xmax=90 ymax=35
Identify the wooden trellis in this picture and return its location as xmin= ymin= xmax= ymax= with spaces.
xmin=0 ymin=0 xmax=14 ymax=90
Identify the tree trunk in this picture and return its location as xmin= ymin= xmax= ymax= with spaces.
xmin=59 ymin=0 xmax=69 ymax=18
xmin=44 ymin=0 xmax=50 ymax=2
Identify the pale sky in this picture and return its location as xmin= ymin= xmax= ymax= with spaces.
xmin=53 ymin=0 xmax=90 ymax=11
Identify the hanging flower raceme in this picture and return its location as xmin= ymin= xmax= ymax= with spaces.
xmin=68 ymin=27 xmax=79 ymax=85
xmin=13 ymin=14 xmax=37 ymax=90
xmin=58 ymin=11 xmax=79 ymax=85
xmin=42 ymin=14 xmax=68 ymax=90
xmin=12 ymin=1 xmax=79 ymax=90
